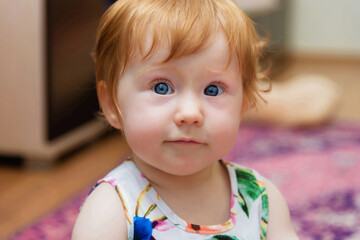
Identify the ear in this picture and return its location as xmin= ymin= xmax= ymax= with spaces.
xmin=97 ymin=81 xmax=122 ymax=129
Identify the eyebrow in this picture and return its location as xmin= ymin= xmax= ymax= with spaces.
xmin=135 ymin=59 xmax=183 ymax=76
xmin=203 ymin=67 xmax=240 ymax=79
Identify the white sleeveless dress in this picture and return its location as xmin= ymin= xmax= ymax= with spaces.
xmin=92 ymin=159 xmax=269 ymax=240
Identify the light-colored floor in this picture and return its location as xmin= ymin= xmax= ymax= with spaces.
xmin=0 ymin=135 xmax=131 ymax=239
xmin=0 ymin=56 xmax=359 ymax=239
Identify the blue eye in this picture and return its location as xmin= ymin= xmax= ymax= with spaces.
xmin=152 ymin=82 xmax=173 ymax=95
xmin=204 ymin=84 xmax=223 ymax=96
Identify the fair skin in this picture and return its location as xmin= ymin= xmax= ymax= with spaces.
xmin=72 ymin=33 xmax=298 ymax=240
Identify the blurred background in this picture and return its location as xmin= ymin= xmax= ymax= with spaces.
xmin=0 ymin=0 xmax=359 ymax=239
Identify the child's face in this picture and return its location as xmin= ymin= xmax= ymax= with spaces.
xmin=113 ymin=33 xmax=245 ymax=176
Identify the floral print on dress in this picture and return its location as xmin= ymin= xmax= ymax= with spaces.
xmin=225 ymin=161 xmax=269 ymax=239
xmin=133 ymin=183 xmax=174 ymax=239
xmin=206 ymin=236 xmax=243 ymax=240
xmin=95 ymin=159 xmax=268 ymax=239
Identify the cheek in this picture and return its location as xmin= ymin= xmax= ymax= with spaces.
xmin=123 ymin=108 xmax=163 ymax=137
xmin=206 ymin=107 xmax=242 ymax=155
xmin=120 ymin=101 xmax=172 ymax=151
xmin=213 ymin=118 xmax=240 ymax=146
xmin=122 ymin=113 xmax=159 ymax=158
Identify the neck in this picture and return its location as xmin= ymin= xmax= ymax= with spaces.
xmin=132 ymin=155 xmax=232 ymax=225
xmin=132 ymin=155 xmax=225 ymax=193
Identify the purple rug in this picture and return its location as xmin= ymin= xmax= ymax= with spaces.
xmin=8 ymin=122 xmax=360 ymax=240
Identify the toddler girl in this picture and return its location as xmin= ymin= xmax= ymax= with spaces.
xmin=73 ymin=0 xmax=298 ymax=239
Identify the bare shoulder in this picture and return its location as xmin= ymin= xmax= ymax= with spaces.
xmin=263 ymin=177 xmax=299 ymax=240
xmin=72 ymin=183 xmax=127 ymax=240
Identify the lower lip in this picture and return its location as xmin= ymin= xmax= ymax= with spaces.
xmin=168 ymin=140 xmax=202 ymax=146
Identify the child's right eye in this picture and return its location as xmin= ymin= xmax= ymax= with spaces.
xmin=152 ymin=82 xmax=174 ymax=95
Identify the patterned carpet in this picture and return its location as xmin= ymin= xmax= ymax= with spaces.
xmin=8 ymin=122 xmax=360 ymax=240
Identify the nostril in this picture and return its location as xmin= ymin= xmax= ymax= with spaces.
xmin=174 ymin=102 xmax=204 ymax=126
xmin=176 ymin=115 xmax=203 ymax=126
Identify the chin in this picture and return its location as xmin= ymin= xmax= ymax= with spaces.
xmin=161 ymin=160 xmax=214 ymax=177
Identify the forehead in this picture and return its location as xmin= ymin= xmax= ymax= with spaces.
xmin=125 ymin=32 xmax=241 ymax=81
xmin=134 ymin=31 xmax=235 ymax=69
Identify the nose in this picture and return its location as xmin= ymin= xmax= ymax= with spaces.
xmin=174 ymin=94 xmax=204 ymax=127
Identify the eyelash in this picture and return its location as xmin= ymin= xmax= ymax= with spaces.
xmin=209 ymin=81 xmax=228 ymax=92
xmin=150 ymin=78 xmax=173 ymax=89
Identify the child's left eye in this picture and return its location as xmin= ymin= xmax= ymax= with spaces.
xmin=204 ymin=84 xmax=223 ymax=96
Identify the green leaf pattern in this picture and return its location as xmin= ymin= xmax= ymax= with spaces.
xmin=235 ymin=167 xmax=268 ymax=239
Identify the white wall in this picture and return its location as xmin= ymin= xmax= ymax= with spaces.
xmin=0 ymin=0 xmax=46 ymax=150
xmin=287 ymin=0 xmax=360 ymax=56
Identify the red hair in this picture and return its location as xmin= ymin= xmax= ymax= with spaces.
xmin=94 ymin=0 xmax=267 ymax=112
